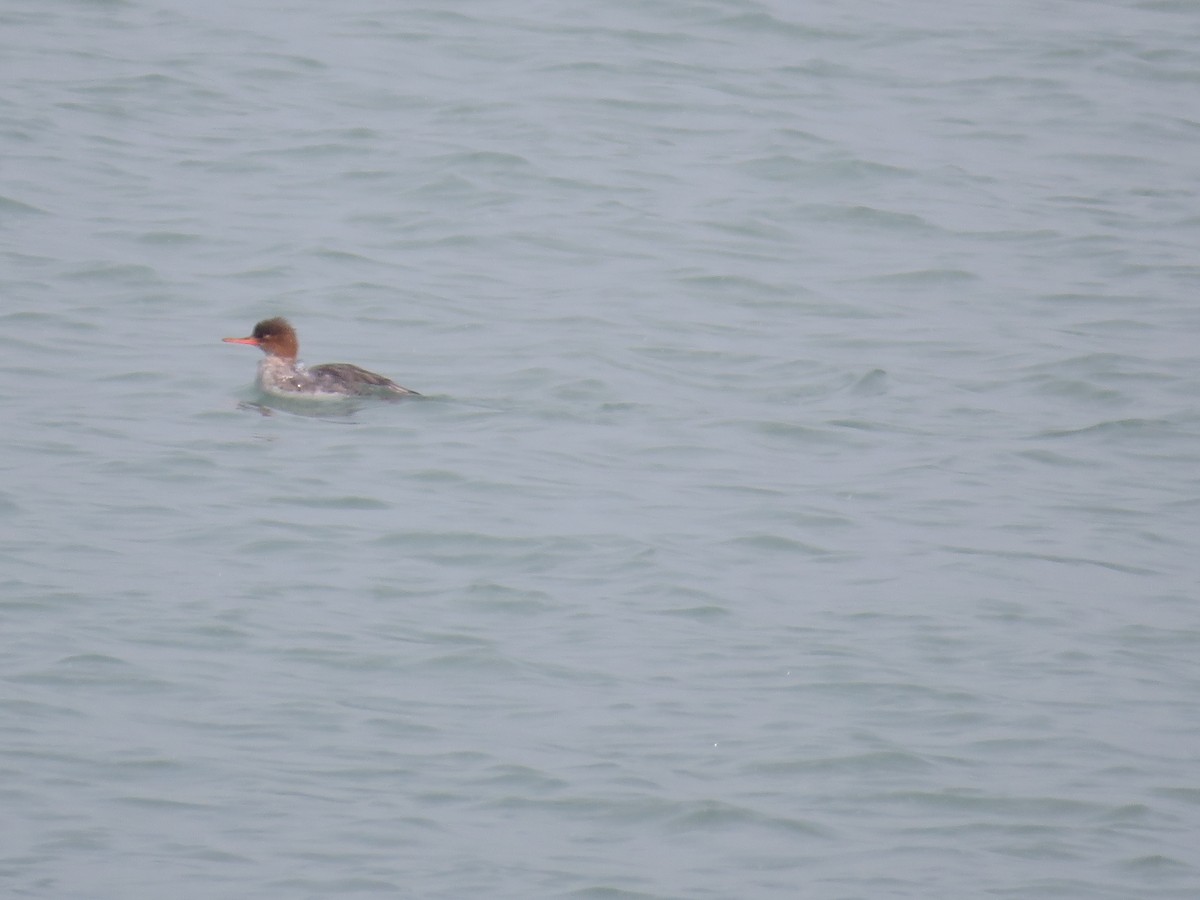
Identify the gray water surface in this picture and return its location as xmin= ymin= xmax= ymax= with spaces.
xmin=3 ymin=1 xmax=1200 ymax=898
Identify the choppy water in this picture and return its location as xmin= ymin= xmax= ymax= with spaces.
xmin=3 ymin=1 xmax=1200 ymax=897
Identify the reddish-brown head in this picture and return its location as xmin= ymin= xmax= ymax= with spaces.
xmin=222 ymin=317 xmax=299 ymax=360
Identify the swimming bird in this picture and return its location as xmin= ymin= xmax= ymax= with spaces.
xmin=223 ymin=317 xmax=419 ymax=398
